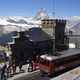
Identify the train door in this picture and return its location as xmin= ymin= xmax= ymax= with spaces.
xmin=38 ymin=58 xmax=51 ymax=75
xmin=49 ymin=61 xmax=55 ymax=74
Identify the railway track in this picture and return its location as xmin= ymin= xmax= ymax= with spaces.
xmin=14 ymin=71 xmax=50 ymax=80
xmin=25 ymin=73 xmax=50 ymax=80
xmin=14 ymin=66 xmax=80 ymax=80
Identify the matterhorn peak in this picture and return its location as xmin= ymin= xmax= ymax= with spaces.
xmin=34 ymin=8 xmax=50 ymax=20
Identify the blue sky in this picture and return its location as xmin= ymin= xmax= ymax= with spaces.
xmin=55 ymin=0 xmax=80 ymax=18
xmin=0 ymin=0 xmax=80 ymax=18
xmin=0 ymin=0 xmax=53 ymax=17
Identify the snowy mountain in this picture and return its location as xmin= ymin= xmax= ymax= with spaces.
xmin=65 ymin=19 xmax=80 ymax=35
xmin=71 ymin=21 xmax=80 ymax=35
xmin=0 ymin=15 xmax=80 ymax=45
xmin=0 ymin=8 xmax=52 ymax=34
xmin=0 ymin=8 xmax=80 ymax=35
xmin=34 ymin=8 xmax=51 ymax=20
xmin=0 ymin=16 xmax=40 ymax=34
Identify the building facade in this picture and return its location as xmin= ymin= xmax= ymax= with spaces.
xmin=41 ymin=19 xmax=69 ymax=51
xmin=8 ymin=28 xmax=53 ymax=64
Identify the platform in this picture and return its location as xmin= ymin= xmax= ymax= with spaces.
xmin=51 ymin=66 xmax=80 ymax=80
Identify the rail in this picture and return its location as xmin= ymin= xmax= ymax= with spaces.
xmin=14 ymin=71 xmax=49 ymax=80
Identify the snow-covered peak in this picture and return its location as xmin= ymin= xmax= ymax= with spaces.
xmin=34 ymin=8 xmax=50 ymax=20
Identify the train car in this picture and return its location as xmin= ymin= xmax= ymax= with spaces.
xmin=38 ymin=49 xmax=80 ymax=75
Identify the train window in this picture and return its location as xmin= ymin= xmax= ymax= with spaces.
xmin=40 ymin=58 xmax=50 ymax=66
xmin=54 ymin=54 xmax=80 ymax=66
xmin=40 ymin=59 xmax=46 ymax=65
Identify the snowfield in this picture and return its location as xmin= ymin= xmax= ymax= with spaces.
xmin=0 ymin=8 xmax=80 ymax=35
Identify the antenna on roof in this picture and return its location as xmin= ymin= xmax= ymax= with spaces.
xmin=53 ymin=11 xmax=55 ymax=19
xmin=52 ymin=0 xmax=55 ymax=53
xmin=53 ymin=0 xmax=55 ymax=19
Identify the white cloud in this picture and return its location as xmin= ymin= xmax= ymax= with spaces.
xmin=72 ymin=16 xmax=80 ymax=20
xmin=64 ymin=16 xmax=80 ymax=20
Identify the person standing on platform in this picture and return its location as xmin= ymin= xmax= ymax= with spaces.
xmin=19 ymin=62 xmax=23 ymax=73
xmin=32 ymin=61 xmax=37 ymax=71
xmin=12 ymin=63 xmax=16 ymax=75
xmin=1 ymin=64 xmax=7 ymax=80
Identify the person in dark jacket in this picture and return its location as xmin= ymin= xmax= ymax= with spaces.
xmin=19 ymin=62 xmax=23 ymax=72
xmin=1 ymin=64 xmax=7 ymax=79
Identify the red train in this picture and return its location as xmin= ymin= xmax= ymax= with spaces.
xmin=38 ymin=49 xmax=80 ymax=75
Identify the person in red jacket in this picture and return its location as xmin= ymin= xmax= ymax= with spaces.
xmin=32 ymin=61 xmax=37 ymax=71
xmin=12 ymin=64 xmax=16 ymax=75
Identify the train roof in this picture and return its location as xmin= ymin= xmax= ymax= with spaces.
xmin=40 ymin=49 xmax=80 ymax=61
